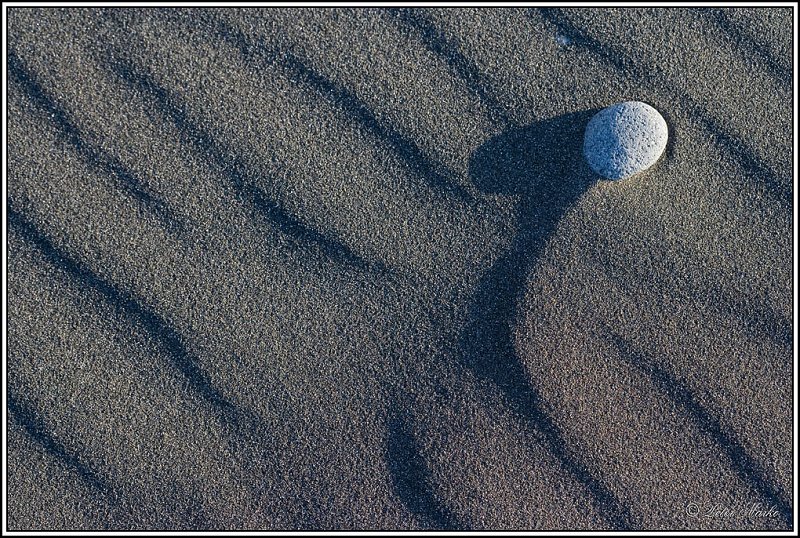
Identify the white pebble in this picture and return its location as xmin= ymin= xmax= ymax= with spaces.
xmin=583 ymin=101 xmax=668 ymax=180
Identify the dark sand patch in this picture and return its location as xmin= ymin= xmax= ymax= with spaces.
xmin=6 ymin=7 xmax=793 ymax=530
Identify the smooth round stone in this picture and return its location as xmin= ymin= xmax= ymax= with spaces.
xmin=583 ymin=101 xmax=668 ymax=180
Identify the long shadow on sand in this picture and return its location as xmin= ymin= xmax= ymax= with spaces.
xmin=6 ymin=49 xmax=185 ymax=236
xmin=383 ymin=8 xmax=511 ymax=128
xmin=145 ymin=9 xmax=475 ymax=207
xmin=7 ymin=391 xmax=115 ymax=499
xmin=7 ymin=203 xmax=277 ymax=474
xmin=698 ymin=8 xmax=792 ymax=90
xmin=459 ymin=110 xmax=634 ymax=530
xmin=97 ymin=50 xmax=391 ymax=278
xmin=386 ymin=411 xmax=463 ymax=530
xmin=604 ymin=329 xmax=793 ymax=529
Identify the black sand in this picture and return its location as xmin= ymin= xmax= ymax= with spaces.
xmin=6 ymin=7 xmax=794 ymax=531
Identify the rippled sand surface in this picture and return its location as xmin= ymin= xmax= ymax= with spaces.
xmin=7 ymin=7 xmax=793 ymax=530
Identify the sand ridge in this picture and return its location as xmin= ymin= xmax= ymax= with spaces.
xmin=6 ymin=7 xmax=794 ymax=531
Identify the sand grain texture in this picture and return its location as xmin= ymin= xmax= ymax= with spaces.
xmin=6 ymin=7 xmax=794 ymax=531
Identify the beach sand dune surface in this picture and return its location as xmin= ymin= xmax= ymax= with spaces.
xmin=6 ymin=7 xmax=793 ymax=531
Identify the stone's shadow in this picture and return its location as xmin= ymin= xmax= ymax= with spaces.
xmin=461 ymin=110 xmax=635 ymax=529
xmin=470 ymin=109 xmax=598 ymax=197
xmin=464 ymin=110 xmax=599 ymax=378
